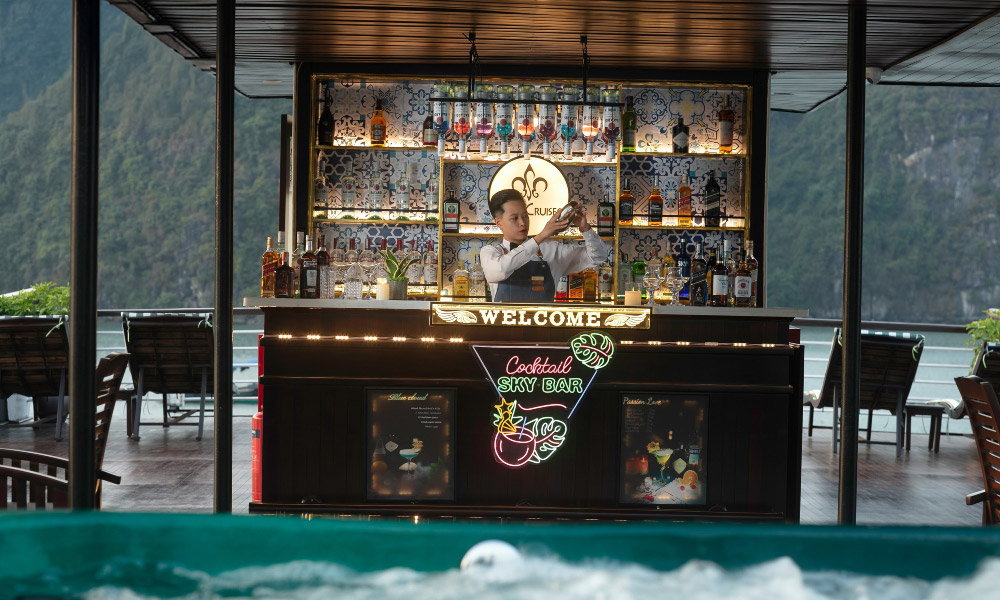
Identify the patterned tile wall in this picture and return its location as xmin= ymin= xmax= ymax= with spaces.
xmin=620 ymin=155 xmax=745 ymax=226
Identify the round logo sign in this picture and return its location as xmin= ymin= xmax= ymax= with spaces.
xmin=488 ymin=157 xmax=570 ymax=235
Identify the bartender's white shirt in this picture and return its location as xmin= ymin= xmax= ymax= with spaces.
xmin=480 ymin=229 xmax=610 ymax=300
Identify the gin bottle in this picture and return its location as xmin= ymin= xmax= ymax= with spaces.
xmin=469 ymin=255 xmax=486 ymax=302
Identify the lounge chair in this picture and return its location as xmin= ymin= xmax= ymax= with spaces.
xmin=957 ymin=375 xmax=1000 ymax=525
xmin=0 ymin=317 xmax=69 ymax=440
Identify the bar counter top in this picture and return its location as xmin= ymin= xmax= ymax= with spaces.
xmin=243 ymin=297 xmax=808 ymax=319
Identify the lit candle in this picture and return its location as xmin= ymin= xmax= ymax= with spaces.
xmin=624 ymin=290 xmax=642 ymax=306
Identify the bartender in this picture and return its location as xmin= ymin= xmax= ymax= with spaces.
xmin=481 ymin=189 xmax=610 ymax=302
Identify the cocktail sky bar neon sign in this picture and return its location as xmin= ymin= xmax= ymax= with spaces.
xmin=472 ymin=332 xmax=615 ymax=468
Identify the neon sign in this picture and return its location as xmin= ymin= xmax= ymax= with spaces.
xmin=431 ymin=303 xmax=650 ymax=329
xmin=473 ymin=332 xmax=616 ymax=468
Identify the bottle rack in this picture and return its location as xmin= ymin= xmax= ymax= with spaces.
xmin=307 ymin=76 xmax=753 ymax=303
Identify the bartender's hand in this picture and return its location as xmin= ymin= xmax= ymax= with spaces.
xmin=569 ymin=200 xmax=591 ymax=232
xmin=534 ymin=211 xmax=571 ymax=243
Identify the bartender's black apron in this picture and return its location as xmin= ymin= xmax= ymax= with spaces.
xmin=493 ymin=245 xmax=556 ymax=303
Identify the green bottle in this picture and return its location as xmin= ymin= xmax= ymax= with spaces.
xmin=621 ymin=95 xmax=637 ymax=152
xmin=631 ymin=257 xmax=647 ymax=300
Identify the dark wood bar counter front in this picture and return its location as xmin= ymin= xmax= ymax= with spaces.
xmin=247 ymin=299 xmax=806 ymax=522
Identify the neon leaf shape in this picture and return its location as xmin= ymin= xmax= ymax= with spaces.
xmin=570 ymin=332 xmax=615 ymax=370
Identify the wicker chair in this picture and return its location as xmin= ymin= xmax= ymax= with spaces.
xmin=0 ymin=353 xmax=129 ymax=509
xmin=0 ymin=317 xmax=69 ymax=440
xmin=806 ymin=329 xmax=924 ymax=457
xmin=957 ymin=375 xmax=1000 ymax=525
xmin=121 ymin=314 xmax=214 ymax=440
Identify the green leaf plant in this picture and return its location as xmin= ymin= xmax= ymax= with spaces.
xmin=0 ymin=282 xmax=70 ymax=317
xmin=378 ymin=248 xmax=418 ymax=282
xmin=966 ymin=308 xmax=1000 ymax=368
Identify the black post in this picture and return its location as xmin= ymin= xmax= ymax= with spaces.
xmin=839 ymin=0 xmax=867 ymax=525
xmin=69 ymin=0 xmax=100 ymax=510
xmin=214 ymin=0 xmax=235 ymax=513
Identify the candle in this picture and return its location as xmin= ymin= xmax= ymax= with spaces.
xmin=624 ymin=290 xmax=642 ymax=306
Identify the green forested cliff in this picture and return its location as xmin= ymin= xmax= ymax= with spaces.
xmin=0 ymin=1 xmax=997 ymax=323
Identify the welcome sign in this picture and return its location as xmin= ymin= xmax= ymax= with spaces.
xmin=472 ymin=332 xmax=615 ymax=468
xmin=488 ymin=156 xmax=569 ymax=236
xmin=432 ymin=303 xmax=650 ymax=329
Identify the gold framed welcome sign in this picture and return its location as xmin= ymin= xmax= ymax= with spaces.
xmin=430 ymin=303 xmax=651 ymax=329
xmin=488 ymin=157 xmax=570 ymax=236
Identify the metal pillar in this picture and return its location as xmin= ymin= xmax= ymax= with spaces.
xmin=214 ymin=0 xmax=235 ymax=513
xmin=839 ymin=0 xmax=867 ymax=525
xmin=69 ymin=0 xmax=100 ymax=510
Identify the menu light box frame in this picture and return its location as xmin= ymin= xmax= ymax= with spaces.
xmin=619 ymin=392 xmax=708 ymax=507
xmin=366 ymin=387 xmax=456 ymax=502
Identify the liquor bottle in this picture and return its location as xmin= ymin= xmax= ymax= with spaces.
xmin=618 ymin=177 xmax=634 ymax=226
xmin=581 ymin=86 xmax=601 ymax=160
xmin=425 ymin=173 xmax=439 ymax=214
xmin=470 ymin=255 xmax=486 ymax=302
xmin=317 ymin=88 xmax=334 ymax=145
xmin=658 ymin=250 xmax=676 ymax=303
xmin=582 ymin=267 xmax=598 ymax=302
xmin=646 ymin=250 xmax=661 ymax=301
xmin=344 ymin=239 xmax=362 ymax=300
xmin=443 ymin=188 xmax=460 ymax=233
xmin=705 ymin=170 xmax=722 ymax=227
xmin=421 ymin=115 xmax=437 ymax=147
xmin=422 ymin=241 xmax=437 ymax=286
xmin=601 ymin=88 xmax=620 ymax=161
xmin=709 ymin=244 xmax=729 ymax=307
xmin=360 ymin=238 xmax=376 ymax=298
xmin=631 ymin=258 xmax=647 ymax=302
xmin=394 ymin=163 xmax=411 ymax=217
xmin=316 ymin=235 xmax=333 ymax=300
xmin=675 ymin=240 xmax=691 ymax=305
xmin=672 ymin=117 xmax=689 ymax=153
xmin=453 ymin=262 xmax=470 ymax=299
xmin=569 ymin=272 xmax=584 ymax=301
xmin=516 ymin=84 xmax=536 ymax=157
xmin=678 ymin=172 xmax=692 ymax=227
xmin=432 ymin=83 xmax=451 ymax=154
xmin=689 ymin=243 xmax=708 ymax=306
xmin=340 ymin=160 xmax=356 ymax=210
xmin=559 ymin=85 xmax=579 ymax=158
xmin=745 ymin=240 xmax=759 ymax=306
xmin=724 ymin=241 xmax=738 ymax=306
xmin=292 ymin=232 xmax=305 ymax=298
xmin=706 ymin=246 xmax=718 ymax=298
xmin=299 ymin=235 xmax=319 ymax=299
xmin=648 ymin=179 xmax=664 ymax=226
xmin=555 ymin=276 xmax=569 ymax=302
xmin=475 ymin=83 xmax=494 ymax=155
xmin=367 ymin=166 xmax=384 ymax=214
xmin=406 ymin=240 xmax=422 ymax=284
xmin=718 ymin=94 xmax=735 ymax=154
xmin=370 ymin=97 xmax=387 ymax=147
xmin=276 ymin=230 xmax=286 ymax=258
xmin=621 ymin=95 xmax=636 ymax=152
xmin=733 ymin=252 xmax=753 ymax=307
xmin=598 ymin=263 xmax=613 ymax=302
xmin=375 ymin=238 xmax=389 ymax=283
xmin=453 ymin=83 xmax=472 ymax=157
xmin=597 ymin=192 xmax=615 ymax=237
xmin=537 ymin=85 xmax=558 ymax=159
xmin=274 ymin=252 xmax=294 ymax=298
xmin=314 ymin=158 xmax=328 ymax=219
xmin=689 ymin=132 xmax=700 ymax=154
xmin=495 ymin=85 xmax=515 ymax=159
xmin=260 ymin=236 xmax=279 ymax=298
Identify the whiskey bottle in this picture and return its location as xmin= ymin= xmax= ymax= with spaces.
xmin=406 ymin=240 xmax=422 ymax=285
xmin=648 ymin=179 xmax=664 ymax=226
xmin=274 ymin=252 xmax=294 ymax=299
xmin=658 ymin=250 xmax=676 ymax=303
xmin=718 ymin=94 xmax=735 ymax=154
xmin=260 ymin=236 xmax=278 ymax=298
xmin=678 ymin=173 xmax=692 ymax=227
xmin=299 ymin=235 xmax=319 ymax=299
xmin=672 ymin=117 xmax=689 ymax=153
xmin=745 ymin=240 xmax=759 ymax=306
xmin=709 ymin=244 xmax=729 ymax=307
xmin=705 ymin=170 xmax=721 ymax=227
xmin=597 ymin=192 xmax=615 ymax=237
xmin=370 ymin=97 xmax=387 ymax=147
xmin=421 ymin=115 xmax=437 ymax=147
xmin=569 ymin=272 xmax=585 ymax=301
xmin=316 ymin=235 xmax=333 ymax=300
xmin=621 ymin=95 xmax=636 ymax=152
xmin=453 ymin=262 xmax=470 ymax=299
xmin=618 ymin=177 xmax=634 ymax=226
xmin=689 ymin=243 xmax=708 ymax=306
xmin=443 ymin=189 xmax=460 ymax=233
xmin=292 ymin=232 xmax=305 ymax=298
xmin=733 ymin=253 xmax=753 ymax=307
xmin=675 ymin=240 xmax=691 ymax=305
xmin=317 ymin=88 xmax=334 ymax=145
xmin=724 ymin=241 xmax=738 ymax=306
xmin=422 ymin=241 xmax=437 ymax=286
xmin=582 ymin=267 xmax=598 ymax=302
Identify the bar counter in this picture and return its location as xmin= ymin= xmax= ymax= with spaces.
xmin=247 ymin=299 xmax=806 ymax=522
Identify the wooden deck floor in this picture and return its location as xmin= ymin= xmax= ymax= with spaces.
xmin=0 ymin=402 xmax=985 ymax=525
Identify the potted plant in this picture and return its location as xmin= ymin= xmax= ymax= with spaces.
xmin=377 ymin=246 xmax=419 ymax=300
xmin=966 ymin=308 xmax=1000 ymax=368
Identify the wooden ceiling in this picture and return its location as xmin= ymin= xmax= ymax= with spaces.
xmin=111 ymin=1 xmax=1000 ymax=111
